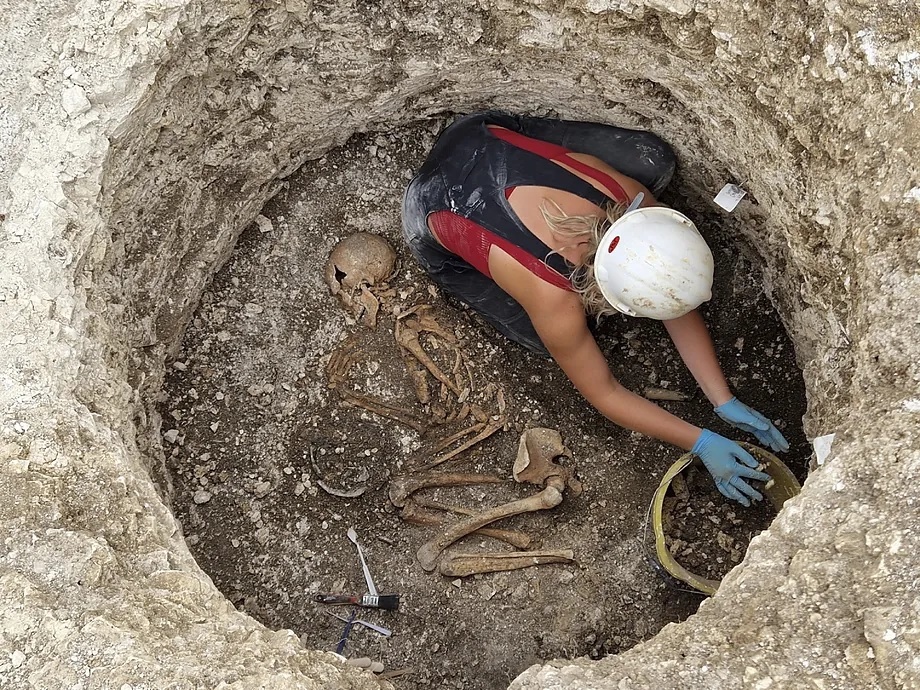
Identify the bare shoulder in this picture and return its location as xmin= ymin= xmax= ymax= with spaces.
xmin=488 ymin=246 xmax=583 ymax=317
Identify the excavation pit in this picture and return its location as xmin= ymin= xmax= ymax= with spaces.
xmin=2 ymin=3 xmax=918 ymax=688
xmin=158 ymin=121 xmax=810 ymax=689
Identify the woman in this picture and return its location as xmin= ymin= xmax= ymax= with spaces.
xmin=402 ymin=112 xmax=788 ymax=506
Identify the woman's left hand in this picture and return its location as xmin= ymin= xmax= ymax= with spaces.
xmin=714 ymin=397 xmax=790 ymax=453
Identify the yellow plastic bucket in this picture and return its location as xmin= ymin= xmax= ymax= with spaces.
xmin=650 ymin=443 xmax=801 ymax=595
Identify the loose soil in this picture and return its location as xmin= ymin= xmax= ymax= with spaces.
xmin=663 ymin=465 xmax=778 ymax=582
xmin=157 ymin=115 xmax=811 ymax=689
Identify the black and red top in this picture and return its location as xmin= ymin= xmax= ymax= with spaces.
xmin=413 ymin=112 xmax=629 ymax=290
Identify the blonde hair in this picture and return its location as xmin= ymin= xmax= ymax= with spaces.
xmin=540 ymin=198 xmax=627 ymax=317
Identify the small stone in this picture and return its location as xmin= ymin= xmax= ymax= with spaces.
xmin=61 ymin=85 xmax=91 ymax=115
xmin=452 ymin=579 xmax=462 ymax=588
xmin=193 ymin=490 xmax=212 ymax=504
xmin=294 ymin=482 xmax=305 ymax=496
xmin=186 ymin=534 xmax=200 ymax=546
xmin=254 ymin=215 xmax=273 ymax=233
xmin=231 ymin=538 xmax=240 ymax=548
xmin=210 ymin=422 xmax=219 ymax=432
xmin=253 ymin=481 xmax=272 ymax=497
xmin=244 ymin=302 xmax=264 ymax=315
xmin=216 ymin=331 xmax=231 ymax=342
xmin=163 ymin=429 xmax=180 ymax=444
xmin=172 ymin=361 xmax=187 ymax=371
xmin=215 ymin=392 xmax=225 ymax=400
xmin=10 ymin=650 xmax=25 ymax=668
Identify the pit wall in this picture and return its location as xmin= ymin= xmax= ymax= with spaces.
xmin=0 ymin=0 xmax=918 ymax=688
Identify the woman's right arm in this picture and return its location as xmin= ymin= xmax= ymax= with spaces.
xmin=528 ymin=286 xmax=702 ymax=450
xmin=491 ymin=253 xmax=771 ymax=506
xmin=490 ymin=250 xmax=701 ymax=449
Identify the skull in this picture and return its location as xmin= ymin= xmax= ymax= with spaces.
xmin=324 ymin=233 xmax=396 ymax=327
xmin=324 ymin=232 xmax=396 ymax=295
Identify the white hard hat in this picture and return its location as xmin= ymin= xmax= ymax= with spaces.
xmin=593 ymin=202 xmax=714 ymax=320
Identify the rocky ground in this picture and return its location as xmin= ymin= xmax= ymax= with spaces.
xmin=157 ymin=117 xmax=811 ymax=689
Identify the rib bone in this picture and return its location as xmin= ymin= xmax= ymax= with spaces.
xmin=339 ymin=390 xmax=428 ymax=433
xmin=425 ymin=419 xmax=504 ymax=469
xmin=439 ymin=550 xmax=575 ymax=577
xmin=431 ymin=422 xmax=486 ymax=454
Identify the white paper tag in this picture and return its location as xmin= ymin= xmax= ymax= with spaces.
xmin=812 ymin=433 xmax=836 ymax=466
xmin=714 ymin=183 xmax=747 ymax=212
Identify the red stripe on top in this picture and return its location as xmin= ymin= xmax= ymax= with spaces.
xmin=428 ymin=210 xmax=573 ymax=291
xmin=488 ymin=126 xmax=629 ymax=204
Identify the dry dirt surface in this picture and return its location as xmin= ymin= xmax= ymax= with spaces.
xmin=158 ymin=117 xmax=811 ymax=689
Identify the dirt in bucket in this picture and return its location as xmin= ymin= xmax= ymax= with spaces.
xmin=662 ymin=464 xmax=777 ymax=582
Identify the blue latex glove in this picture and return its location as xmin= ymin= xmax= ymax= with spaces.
xmin=714 ymin=397 xmax=790 ymax=453
xmin=692 ymin=430 xmax=772 ymax=507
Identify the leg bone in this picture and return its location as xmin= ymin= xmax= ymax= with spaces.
xmin=388 ymin=472 xmax=503 ymax=508
xmin=416 ymin=479 xmax=565 ymax=571
xmin=439 ymin=550 xmax=575 ymax=577
xmin=400 ymin=501 xmax=531 ymax=549
xmin=411 ymin=496 xmax=534 ymax=549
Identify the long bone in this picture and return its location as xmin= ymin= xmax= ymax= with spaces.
xmin=395 ymin=316 xmax=461 ymax=396
xmin=415 ymin=481 xmax=564 ymax=571
xmin=339 ymin=390 xmax=429 ymax=433
xmin=439 ymin=550 xmax=575 ymax=577
xmin=400 ymin=501 xmax=533 ymax=549
xmin=388 ymin=472 xmax=504 ymax=508
xmin=410 ymin=496 xmax=535 ymax=548
xmin=416 ymin=428 xmax=580 ymax=571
